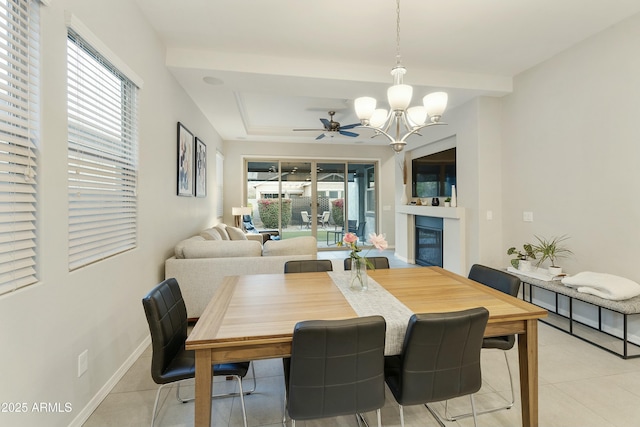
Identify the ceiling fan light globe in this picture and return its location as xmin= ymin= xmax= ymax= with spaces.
xmin=354 ymin=97 xmax=376 ymax=121
xmin=369 ymin=109 xmax=389 ymax=128
xmin=407 ymin=106 xmax=427 ymax=127
xmin=388 ymin=84 xmax=413 ymax=111
xmin=423 ymin=92 xmax=448 ymax=118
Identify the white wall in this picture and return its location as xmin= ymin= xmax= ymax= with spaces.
xmin=0 ymin=1 xmax=222 ymax=426
xmin=396 ymin=96 xmax=504 ymax=272
xmin=501 ymin=12 xmax=640 ymax=279
xmin=222 ymin=140 xmax=396 ymax=244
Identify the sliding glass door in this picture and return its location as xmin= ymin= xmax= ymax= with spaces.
xmin=316 ymin=162 xmax=346 ymax=247
xmin=245 ymin=159 xmax=377 ymax=250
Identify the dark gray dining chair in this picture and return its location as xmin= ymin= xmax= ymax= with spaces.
xmin=468 ymin=265 xmax=523 ymax=417
xmin=384 ymin=307 xmax=489 ymax=427
xmin=284 ymin=259 xmax=333 ymax=273
xmin=440 ymin=264 xmax=521 ymax=422
xmin=142 ymin=278 xmax=254 ymax=427
xmin=344 ymin=256 xmax=390 ymax=271
xmin=283 ymin=315 xmax=386 ymax=427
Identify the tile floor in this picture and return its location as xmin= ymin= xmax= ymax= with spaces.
xmin=83 ymin=252 xmax=640 ymax=426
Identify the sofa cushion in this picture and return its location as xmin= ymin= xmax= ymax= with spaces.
xmin=182 ymin=240 xmax=262 ymax=259
xmin=214 ymin=223 xmax=230 ymax=240
xmin=226 ymin=226 xmax=248 ymax=241
xmin=263 ymin=236 xmax=317 ymax=257
xmin=174 ymin=235 xmax=206 ymax=259
xmin=200 ymin=227 xmax=223 ymax=240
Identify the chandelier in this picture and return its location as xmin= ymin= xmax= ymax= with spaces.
xmin=354 ymin=0 xmax=448 ymax=153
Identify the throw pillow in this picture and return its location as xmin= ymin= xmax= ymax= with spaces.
xmin=200 ymin=228 xmax=222 ymax=240
xmin=226 ymin=226 xmax=248 ymax=240
xmin=213 ymin=223 xmax=229 ymax=240
xmin=174 ymin=235 xmax=205 ymax=259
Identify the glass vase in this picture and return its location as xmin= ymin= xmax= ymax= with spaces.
xmin=350 ymin=258 xmax=369 ymax=291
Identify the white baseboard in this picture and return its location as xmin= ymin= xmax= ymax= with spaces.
xmin=68 ymin=335 xmax=151 ymax=427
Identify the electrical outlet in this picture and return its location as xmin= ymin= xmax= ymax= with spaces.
xmin=486 ymin=210 xmax=493 ymax=220
xmin=78 ymin=350 xmax=88 ymax=377
xmin=523 ymin=211 xmax=534 ymax=222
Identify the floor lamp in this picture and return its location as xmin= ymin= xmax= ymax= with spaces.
xmin=232 ymin=206 xmax=252 ymax=229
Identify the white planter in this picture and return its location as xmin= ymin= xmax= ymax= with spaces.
xmin=444 ymin=202 xmax=451 ymax=207
xmin=548 ymin=266 xmax=563 ymax=276
xmin=451 ymin=185 xmax=457 ymax=207
xmin=399 ymin=184 xmax=408 ymax=205
xmin=518 ymin=260 xmax=532 ymax=272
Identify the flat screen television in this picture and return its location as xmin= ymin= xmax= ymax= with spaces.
xmin=411 ymin=147 xmax=456 ymax=198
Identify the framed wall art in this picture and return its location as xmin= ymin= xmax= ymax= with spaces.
xmin=195 ymin=137 xmax=206 ymax=197
xmin=177 ymin=122 xmax=194 ymax=196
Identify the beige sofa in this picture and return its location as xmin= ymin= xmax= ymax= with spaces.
xmin=165 ymin=223 xmax=317 ymax=318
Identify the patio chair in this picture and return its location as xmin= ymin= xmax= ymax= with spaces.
xmin=318 ymin=211 xmax=330 ymax=228
xmin=300 ymin=211 xmax=312 ymax=229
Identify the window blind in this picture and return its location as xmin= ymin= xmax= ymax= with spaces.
xmin=67 ymin=29 xmax=139 ymax=271
xmin=0 ymin=0 xmax=40 ymax=296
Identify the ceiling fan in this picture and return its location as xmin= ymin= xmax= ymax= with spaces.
xmin=294 ymin=111 xmax=359 ymax=140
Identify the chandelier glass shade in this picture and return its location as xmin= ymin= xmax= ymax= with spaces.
xmin=354 ymin=0 xmax=448 ymax=153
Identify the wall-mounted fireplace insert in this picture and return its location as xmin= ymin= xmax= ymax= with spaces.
xmin=415 ymin=216 xmax=443 ymax=267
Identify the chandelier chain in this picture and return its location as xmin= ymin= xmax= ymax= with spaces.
xmin=353 ymin=0 xmax=448 ymax=153
xmin=395 ymin=0 xmax=401 ymax=66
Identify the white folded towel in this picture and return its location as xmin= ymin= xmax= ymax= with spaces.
xmin=561 ymin=272 xmax=640 ymax=300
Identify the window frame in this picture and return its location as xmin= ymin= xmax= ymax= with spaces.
xmin=0 ymin=0 xmax=41 ymax=296
xmin=66 ymin=19 xmax=141 ymax=271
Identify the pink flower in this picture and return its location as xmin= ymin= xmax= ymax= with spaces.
xmin=368 ymin=233 xmax=388 ymax=250
xmin=343 ymin=232 xmax=358 ymax=244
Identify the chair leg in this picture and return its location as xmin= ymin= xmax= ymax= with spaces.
xmin=399 ymin=405 xmax=405 ymax=427
xmin=424 ymin=403 xmax=447 ymax=427
xmin=470 ymin=394 xmax=478 ymax=427
xmin=176 ymin=363 xmax=257 ymax=403
xmin=355 ymin=410 xmax=380 ymax=427
xmin=282 ymin=390 xmax=287 ymax=426
xmin=151 ymin=383 xmax=172 ymax=427
xmin=176 ymin=381 xmax=188 ymax=403
xmin=436 ymin=350 xmax=515 ymax=421
xmin=234 ymin=374 xmax=248 ymax=427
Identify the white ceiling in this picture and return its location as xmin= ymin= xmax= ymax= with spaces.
xmin=134 ymin=0 xmax=640 ymax=147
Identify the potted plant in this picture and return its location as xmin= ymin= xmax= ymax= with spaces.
xmin=444 ymin=197 xmax=451 ymax=207
xmin=507 ymin=243 xmax=536 ymax=271
xmin=532 ymin=235 xmax=572 ymax=275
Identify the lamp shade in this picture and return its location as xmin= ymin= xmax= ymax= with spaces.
xmin=407 ymin=106 xmax=427 ymax=127
xmin=369 ymin=108 xmax=389 ymax=128
xmin=423 ymin=92 xmax=448 ymax=119
xmin=387 ymin=84 xmax=413 ymax=111
xmin=232 ymin=206 xmax=252 ymax=216
xmin=354 ymin=97 xmax=376 ymax=120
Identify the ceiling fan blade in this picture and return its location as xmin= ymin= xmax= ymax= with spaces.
xmin=339 ymin=130 xmax=359 ymax=138
xmin=319 ymin=118 xmax=331 ymax=129
xmin=316 ymin=133 xmax=326 ymax=140
xmin=339 ymin=123 xmax=359 ymax=130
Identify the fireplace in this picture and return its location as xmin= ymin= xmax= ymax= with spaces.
xmin=415 ymin=216 xmax=443 ymax=267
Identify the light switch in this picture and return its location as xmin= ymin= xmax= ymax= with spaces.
xmin=486 ymin=210 xmax=493 ymax=220
xmin=523 ymin=211 xmax=533 ymax=222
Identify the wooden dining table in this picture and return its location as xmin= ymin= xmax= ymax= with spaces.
xmin=186 ymin=266 xmax=547 ymax=427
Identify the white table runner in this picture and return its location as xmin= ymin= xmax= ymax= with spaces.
xmin=328 ymin=271 xmax=414 ymax=355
